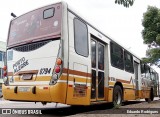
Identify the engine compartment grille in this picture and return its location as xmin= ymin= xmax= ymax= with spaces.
xmin=13 ymin=40 xmax=52 ymax=52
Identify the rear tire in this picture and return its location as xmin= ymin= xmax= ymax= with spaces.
xmin=113 ymin=85 xmax=122 ymax=108
xmin=150 ymin=89 xmax=154 ymax=101
xmin=145 ymin=98 xmax=148 ymax=102
xmin=145 ymin=98 xmax=151 ymax=103
xmin=145 ymin=89 xmax=154 ymax=103
xmin=0 ymin=91 xmax=2 ymax=98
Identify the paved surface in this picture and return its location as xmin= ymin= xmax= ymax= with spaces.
xmin=0 ymin=97 xmax=160 ymax=117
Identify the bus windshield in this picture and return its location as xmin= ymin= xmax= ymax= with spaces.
xmin=8 ymin=3 xmax=62 ymax=47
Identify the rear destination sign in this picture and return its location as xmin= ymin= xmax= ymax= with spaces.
xmin=13 ymin=57 xmax=29 ymax=73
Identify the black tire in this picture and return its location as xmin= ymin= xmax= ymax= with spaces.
xmin=145 ymin=90 xmax=154 ymax=103
xmin=150 ymin=89 xmax=154 ymax=101
xmin=0 ymin=91 xmax=2 ymax=98
xmin=145 ymin=98 xmax=148 ymax=102
xmin=113 ymin=85 xmax=123 ymax=108
xmin=145 ymin=98 xmax=151 ymax=103
xmin=146 ymin=98 xmax=151 ymax=103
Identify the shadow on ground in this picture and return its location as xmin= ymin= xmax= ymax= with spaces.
xmin=42 ymin=101 xmax=143 ymax=116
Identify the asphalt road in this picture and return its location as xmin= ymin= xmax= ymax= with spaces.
xmin=0 ymin=97 xmax=160 ymax=117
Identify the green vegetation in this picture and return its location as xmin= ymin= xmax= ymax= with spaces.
xmin=142 ymin=6 xmax=160 ymax=68
xmin=115 ymin=0 xmax=134 ymax=8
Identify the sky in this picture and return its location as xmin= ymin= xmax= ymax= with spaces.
xmin=0 ymin=0 xmax=160 ymax=74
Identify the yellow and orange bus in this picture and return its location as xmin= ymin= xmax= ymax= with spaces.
xmin=2 ymin=1 xmax=159 ymax=107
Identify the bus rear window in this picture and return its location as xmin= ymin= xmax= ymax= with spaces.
xmin=8 ymin=3 xmax=62 ymax=48
xmin=43 ymin=8 xmax=55 ymax=19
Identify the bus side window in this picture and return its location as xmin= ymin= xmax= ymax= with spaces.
xmin=124 ymin=51 xmax=134 ymax=73
xmin=110 ymin=42 xmax=124 ymax=70
xmin=145 ymin=65 xmax=151 ymax=79
xmin=7 ymin=50 xmax=13 ymax=61
xmin=98 ymin=44 xmax=104 ymax=70
xmin=91 ymin=40 xmax=96 ymax=68
xmin=141 ymin=63 xmax=145 ymax=78
xmin=74 ymin=18 xmax=88 ymax=57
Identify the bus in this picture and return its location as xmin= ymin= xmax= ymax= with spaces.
xmin=150 ymin=68 xmax=159 ymax=97
xmin=141 ymin=64 xmax=159 ymax=101
xmin=2 ymin=1 xmax=159 ymax=106
xmin=0 ymin=41 xmax=6 ymax=97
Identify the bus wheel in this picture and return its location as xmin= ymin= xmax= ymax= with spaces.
xmin=0 ymin=94 xmax=2 ymax=98
xmin=150 ymin=89 xmax=154 ymax=101
xmin=113 ymin=85 xmax=122 ymax=108
xmin=145 ymin=98 xmax=151 ymax=103
xmin=145 ymin=90 xmax=154 ymax=103
xmin=145 ymin=98 xmax=148 ymax=102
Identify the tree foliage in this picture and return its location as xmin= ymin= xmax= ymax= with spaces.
xmin=115 ymin=0 xmax=134 ymax=8
xmin=142 ymin=6 xmax=160 ymax=68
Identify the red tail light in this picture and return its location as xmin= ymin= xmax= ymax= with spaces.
xmin=55 ymin=66 xmax=60 ymax=73
xmin=50 ymin=58 xmax=62 ymax=85
xmin=56 ymin=58 xmax=62 ymax=65
xmin=3 ymin=71 xmax=7 ymax=77
xmin=3 ymin=66 xmax=7 ymax=71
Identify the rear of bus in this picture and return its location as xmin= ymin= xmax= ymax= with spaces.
xmin=2 ymin=2 xmax=68 ymax=104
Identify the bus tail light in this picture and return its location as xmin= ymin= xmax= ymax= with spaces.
xmin=3 ymin=65 xmax=7 ymax=77
xmin=55 ymin=66 xmax=60 ymax=73
xmin=3 ymin=77 xmax=8 ymax=84
xmin=3 ymin=66 xmax=7 ymax=71
xmin=50 ymin=74 xmax=58 ymax=84
xmin=3 ymin=76 xmax=9 ymax=85
xmin=50 ymin=57 xmax=63 ymax=85
xmin=52 ymin=74 xmax=58 ymax=80
xmin=56 ymin=58 xmax=62 ymax=65
xmin=3 ymin=71 xmax=7 ymax=77
xmin=3 ymin=65 xmax=9 ymax=85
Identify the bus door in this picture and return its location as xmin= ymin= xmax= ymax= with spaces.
xmin=134 ymin=62 xmax=139 ymax=97
xmin=91 ymin=37 xmax=105 ymax=101
xmin=66 ymin=16 xmax=90 ymax=105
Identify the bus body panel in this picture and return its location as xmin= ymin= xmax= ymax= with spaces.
xmin=2 ymin=84 xmax=52 ymax=101
xmin=65 ymin=11 xmax=91 ymax=105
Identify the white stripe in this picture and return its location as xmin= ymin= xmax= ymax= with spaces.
xmin=62 ymin=73 xmax=67 ymax=76
xmin=9 ymin=80 xmax=91 ymax=86
xmin=58 ymin=80 xmax=91 ymax=86
xmin=9 ymin=81 xmax=50 ymax=85
xmin=69 ymin=74 xmax=91 ymax=79
xmin=57 ymin=80 xmax=67 ymax=83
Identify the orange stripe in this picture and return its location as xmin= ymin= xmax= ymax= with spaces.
xmin=63 ymin=68 xmax=91 ymax=77
xmin=9 ymin=68 xmax=91 ymax=78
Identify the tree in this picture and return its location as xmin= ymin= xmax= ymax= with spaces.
xmin=115 ymin=0 xmax=135 ymax=8
xmin=142 ymin=6 xmax=160 ymax=68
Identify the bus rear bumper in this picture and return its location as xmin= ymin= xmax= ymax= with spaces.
xmin=2 ymin=85 xmax=52 ymax=102
xmin=2 ymin=83 xmax=67 ymax=104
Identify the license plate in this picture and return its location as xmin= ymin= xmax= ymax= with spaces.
xmin=18 ymin=87 xmax=30 ymax=92
xmin=22 ymin=74 xmax=33 ymax=80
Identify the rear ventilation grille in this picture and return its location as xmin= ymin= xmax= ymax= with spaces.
xmin=13 ymin=40 xmax=51 ymax=52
